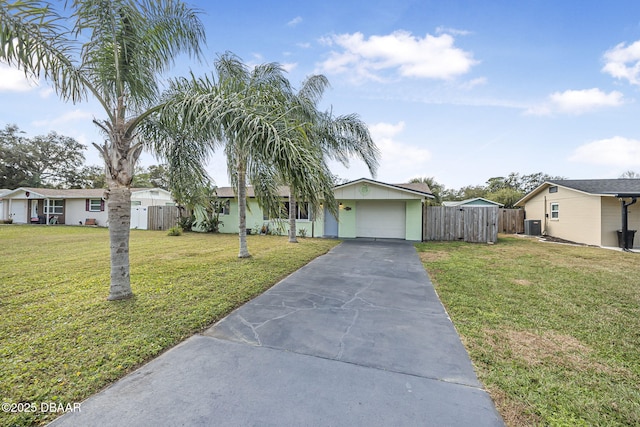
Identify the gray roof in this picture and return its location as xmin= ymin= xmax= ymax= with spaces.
xmin=548 ymin=179 xmax=640 ymax=195
xmin=392 ymin=182 xmax=432 ymax=195
xmin=1 ymin=187 xmax=170 ymax=199
xmin=516 ymin=178 xmax=640 ymax=207
xmin=216 ymin=180 xmax=434 ymax=199
xmin=216 ymin=186 xmax=290 ymax=198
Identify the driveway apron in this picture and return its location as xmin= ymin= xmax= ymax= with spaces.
xmin=51 ymin=239 xmax=504 ymax=427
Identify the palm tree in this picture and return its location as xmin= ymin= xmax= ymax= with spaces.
xmin=158 ymin=53 xmax=338 ymax=257
xmin=409 ymin=176 xmax=443 ymax=205
xmin=286 ymin=75 xmax=380 ymax=243
xmin=1 ymin=0 xmax=205 ymax=299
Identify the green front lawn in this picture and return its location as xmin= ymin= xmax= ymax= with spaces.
xmin=416 ymin=236 xmax=640 ymax=426
xmin=0 ymin=225 xmax=338 ymax=426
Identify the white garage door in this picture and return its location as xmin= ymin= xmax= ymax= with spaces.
xmin=356 ymin=200 xmax=406 ymax=239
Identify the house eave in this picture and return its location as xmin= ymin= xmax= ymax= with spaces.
xmin=334 ymin=177 xmax=435 ymax=199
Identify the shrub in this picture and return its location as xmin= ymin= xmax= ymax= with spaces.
xmin=178 ymin=215 xmax=194 ymax=231
xmin=167 ymin=226 xmax=183 ymax=236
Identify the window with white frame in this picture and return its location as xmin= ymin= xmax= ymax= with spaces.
xmin=550 ymin=203 xmax=559 ymax=219
xmin=88 ymin=199 xmax=103 ymax=212
xmin=283 ymin=202 xmax=310 ymax=220
xmin=44 ymin=199 xmax=63 ymax=215
xmin=214 ymin=199 xmax=230 ymax=215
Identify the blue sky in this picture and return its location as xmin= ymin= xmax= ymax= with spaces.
xmin=3 ymin=0 xmax=640 ymax=190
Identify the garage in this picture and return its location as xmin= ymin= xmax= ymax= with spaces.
xmin=331 ymin=178 xmax=433 ymax=241
xmin=356 ymin=200 xmax=406 ymax=239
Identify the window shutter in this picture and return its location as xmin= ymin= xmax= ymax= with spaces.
xmin=100 ymin=200 xmax=105 ymax=211
xmin=86 ymin=199 xmax=89 ymax=211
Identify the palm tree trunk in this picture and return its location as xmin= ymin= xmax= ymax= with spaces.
xmin=237 ymin=160 xmax=251 ymax=258
xmin=288 ymin=186 xmax=298 ymax=243
xmin=107 ymin=187 xmax=133 ymax=300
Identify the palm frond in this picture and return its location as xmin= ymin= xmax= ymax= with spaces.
xmin=0 ymin=0 xmax=89 ymax=103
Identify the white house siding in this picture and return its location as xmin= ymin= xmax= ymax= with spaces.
xmin=131 ymin=189 xmax=173 ymax=206
xmin=64 ymin=199 xmax=109 ymax=226
xmin=9 ymin=199 xmax=28 ymax=223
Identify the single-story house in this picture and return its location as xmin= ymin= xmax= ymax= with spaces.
xmin=215 ymin=178 xmax=434 ymax=241
xmin=0 ymin=189 xmax=10 ymax=222
xmin=515 ymin=179 xmax=640 ymax=248
xmin=0 ymin=187 xmax=174 ymax=227
xmin=442 ymin=197 xmax=504 ymax=207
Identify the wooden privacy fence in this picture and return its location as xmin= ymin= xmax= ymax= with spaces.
xmin=423 ymin=206 xmax=525 ymax=243
xmin=147 ymin=205 xmax=180 ymax=231
xmin=423 ymin=206 xmax=499 ymax=243
xmin=498 ymin=208 xmax=525 ymax=234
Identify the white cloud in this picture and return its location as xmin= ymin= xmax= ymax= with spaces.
xmin=435 ymin=26 xmax=471 ymax=36
xmin=317 ymin=30 xmax=478 ymax=82
xmin=569 ymin=136 xmax=640 ymax=167
xmin=369 ymin=121 xmax=432 ymax=177
xmin=0 ymin=63 xmax=37 ymax=92
xmin=281 ymin=62 xmax=298 ymax=73
xmin=602 ymin=40 xmax=640 ymax=85
xmin=287 ymin=16 xmax=303 ymax=27
xmin=525 ymin=88 xmax=624 ymax=116
xmin=328 ymin=121 xmax=432 ymax=182
xmin=39 ymin=87 xmax=55 ymax=98
xmin=32 ymin=109 xmax=93 ymax=127
xmin=296 ymin=42 xmax=311 ymax=49
xmin=458 ymin=77 xmax=487 ymax=90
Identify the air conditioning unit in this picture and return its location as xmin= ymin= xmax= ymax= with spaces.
xmin=524 ymin=219 xmax=541 ymax=236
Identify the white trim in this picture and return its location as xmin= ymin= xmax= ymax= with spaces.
xmin=334 ymin=178 xmax=433 ymax=198
xmin=88 ymin=199 xmax=102 ymax=212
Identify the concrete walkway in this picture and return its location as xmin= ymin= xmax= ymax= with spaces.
xmin=51 ymin=239 xmax=504 ymax=427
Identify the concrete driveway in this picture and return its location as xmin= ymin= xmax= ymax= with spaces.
xmin=51 ymin=239 xmax=504 ymax=427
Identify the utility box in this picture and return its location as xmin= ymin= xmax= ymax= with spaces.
xmin=524 ymin=219 xmax=541 ymax=236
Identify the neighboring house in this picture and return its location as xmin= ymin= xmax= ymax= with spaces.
xmin=515 ymin=179 xmax=640 ymax=248
xmin=0 ymin=187 xmax=174 ymax=227
xmin=215 ymin=178 xmax=434 ymax=241
xmin=0 ymin=189 xmax=9 ymax=222
xmin=442 ymin=197 xmax=504 ymax=207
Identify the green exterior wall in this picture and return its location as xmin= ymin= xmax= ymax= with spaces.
xmin=216 ymin=199 xmax=320 ymax=237
xmin=205 ymin=180 xmax=430 ymax=241
xmin=337 ymin=199 xmax=356 ymax=238
xmin=405 ymin=200 xmax=423 ymax=240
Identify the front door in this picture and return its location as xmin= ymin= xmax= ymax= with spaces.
xmin=30 ymin=200 xmax=38 ymax=222
xmin=323 ymin=205 xmax=339 ymax=237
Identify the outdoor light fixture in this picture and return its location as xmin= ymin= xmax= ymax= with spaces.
xmin=344 ymin=206 xmax=352 ymax=211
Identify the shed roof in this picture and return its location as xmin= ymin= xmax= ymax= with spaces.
xmin=442 ymin=197 xmax=504 ymax=207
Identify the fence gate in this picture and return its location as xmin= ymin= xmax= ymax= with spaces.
xmin=423 ymin=206 xmax=499 ymax=243
xmin=147 ymin=205 xmax=180 ymax=231
xmin=498 ymin=208 xmax=524 ymax=234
